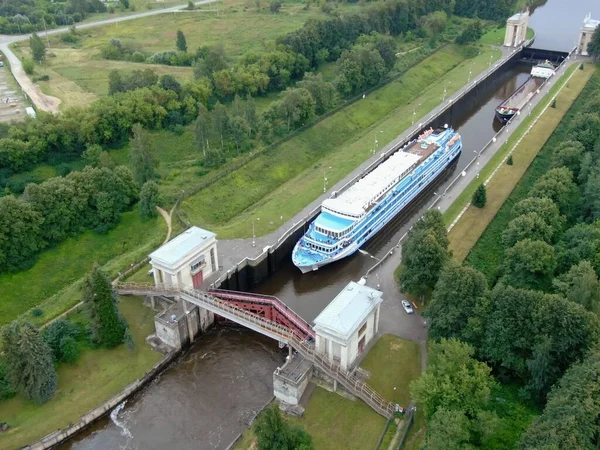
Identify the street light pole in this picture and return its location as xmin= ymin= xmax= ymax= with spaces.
xmin=252 ymin=217 xmax=260 ymax=247
xmin=323 ymin=166 xmax=332 ymax=193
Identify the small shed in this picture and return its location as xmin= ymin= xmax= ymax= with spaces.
xmin=149 ymin=226 xmax=218 ymax=289
xmin=313 ymin=281 xmax=383 ymax=371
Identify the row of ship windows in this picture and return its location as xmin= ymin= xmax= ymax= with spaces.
xmin=315 ymin=225 xmax=353 ymax=238
xmin=308 ymin=242 xmax=337 ymax=253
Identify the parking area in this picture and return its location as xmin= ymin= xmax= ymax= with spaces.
xmin=0 ymin=65 xmax=28 ymax=122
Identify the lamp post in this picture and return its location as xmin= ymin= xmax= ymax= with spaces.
xmin=252 ymin=217 xmax=260 ymax=247
xmin=412 ymin=104 xmax=421 ymax=125
xmin=372 ymin=130 xmax=383 ymax=155
xmin=323 ymin=166 xmax=332 ymax=193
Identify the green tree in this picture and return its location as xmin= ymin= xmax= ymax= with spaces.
xmin=2 ymin=322 xmax=57 ymax=404
xmin=588 ymin=24 xmax=600 ymax=59
xmin=582 ymin=167 xmax=600 ymax=222
xmin=553 ymin=260 xmax=600 ymax=314
xmin=194 ymin=103 xmax=211 ymax=156
xmin=229 ymin=116 xmax=250 ymax=153
xmin=29 ymin=32 xmax=46 ymax=62
xmin=212 ymin=101 xmax=229 ymax=150
xmin=0 ymin=357 xmax=16 ymax=400
xmin=83 ymin=265 xmax=128 ymax=348
xmin=0 ymin=195 xmax=45 ymax=272
xmin=529 ymin=167 xmax=579 ymax=218
xmin=501 ymin=213 xmax=555 ymax=248
xmin=245 ymin=94 xmax=259 ymax=136
xmin=472 ymin=183 xmax=486 ymax=208
xmin=567 ymin=112 xmax=600 ymax=151
xmin=276 ymin=87 xmax=316 ymax=131
xmin=139 ymin=180 xmax=162 ymax=219
xmin=297 ymin=72 xmax=337 ymax=114
xmin=549 ymin=140 xmax=584 ymax=177
xmin=503 ymin=239 xmax=557 ymax=290
xmin=82 ymin=143 xmax=104 ymax=167
xmin=107 ymin=70 xmax=123 ymax=96
xmin=427 ymin=261 xmax=489 ymax=348
xmin=412 ymin=210 xmax=450 ymax=250
xmin=42 ymin=319 xmax=79 ymax=363
xmin=254 ymin=405 xmax=314 ymax=449
xmin=129 ymin=123 xmax=158 ymax=185
xmin=423 ymin=409 xmax=472 ymax=450
xmin=397 ymin=229 xmax=449 ymax=300
xmin=422 ymin=11 xmax=448 ymax=35
xmin=511 ymin=197 xmax=565 ymax=236
xmin=411 ymin=338 xmax=495 ymax=419
xmin=176 ymin=30 xmax=187 ymax=52
xmin=555 ymin=223 xmax=600 ymax=275
xmin=519 ymin=350 xmax=600 ymax=450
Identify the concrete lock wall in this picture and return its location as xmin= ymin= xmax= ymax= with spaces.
xmin=217 ymin=46 xmax=569 ymax=293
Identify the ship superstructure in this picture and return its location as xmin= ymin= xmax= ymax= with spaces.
xmin=292 ymin=127 xmax=462 ymax=273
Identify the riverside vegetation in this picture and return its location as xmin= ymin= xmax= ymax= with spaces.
xmin=397 ymin=67 xmax=600 ymax=448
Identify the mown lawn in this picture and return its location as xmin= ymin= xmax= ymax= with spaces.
xmin=360 ymin=334 xmax=421 ymax=408
xmin=0 ymin=209 xmax=166 ymax=326
xmin=465 ymin=65 xmax=600 ymax=282
xmin=442 ymin=62 xmax=580 ymax=227
xmin=0 ymin=296 xmax=163 ymax=450
xmin=449 ymin=64 xmax=594 ymax=262
xmin=180 ymin=45 xmax=501 ymax=238
xmin=479 ymin=26 xmax=535 ymax=46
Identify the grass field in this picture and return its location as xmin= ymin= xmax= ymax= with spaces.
xmin=448 ymin=64 xmax=594 ymax=263
xmin=465 ymin=65 xmax=600 ymax=282
xmin=180 ymin=45 xmax=501 ymax=238
xmin=0 ymin=296 xmax=163 ymax=450
xmin=479 ymin=26 xmax=535 ymax=46
xmin=0 ymin=209 xmax=166 ymax=326
xmin=11 ymin=0 xmax=359 ymax=109
xmin=442 ymin=62 xmax=581 ymax=228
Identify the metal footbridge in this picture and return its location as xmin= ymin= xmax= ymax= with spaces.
xmin=114 ymin=282 xmax=397 ymax=418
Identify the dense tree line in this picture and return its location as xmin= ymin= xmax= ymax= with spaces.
xmin=0 ymin=165 xmax=138 ymax=272
xmin=0 ymin=0 xmax=108 ymax=34
xmin=407 ymin=70 xmax=600 ymax=447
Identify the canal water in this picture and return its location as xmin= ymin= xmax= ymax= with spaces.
xmin=61 ymin=1 xmax=598 ymax=448
xmin=59 ymin=327 xmax=284 ymax=450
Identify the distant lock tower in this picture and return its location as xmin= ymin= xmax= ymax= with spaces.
xmin=504 ymin=9 xmax=530 ymax=48
xmin=578 ymin=13 xmax=600 ymax=56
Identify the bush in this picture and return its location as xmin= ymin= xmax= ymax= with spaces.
xmin=59 ymin=336 xmax=80 ymax=363
xmin=33 ymin=74 xmax=50 ymax=82
xmin=0 ymin=358 xmax=15 ymax=400
xmin=61 ymin=32 xmax=80 ymax=44
xmin=472 ymin=183 xmax=487 ymax=208
xmin=22 ymin=58 xmax=34 ymax=75
xmin=131 ymin=51 xmax=146 ymax=63
xmin=507 ymin=154 xmax=514 ymax=165
xmin=43 ymin=319 xmax=80 ymax=363
xmin=270 ymin=0 xmax=282 ymax=13
xmin=31 ymin=308 xmax=44 ymax=317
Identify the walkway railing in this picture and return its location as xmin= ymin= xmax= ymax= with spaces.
xmin=115 ymin=282 xmax=397 ymax=418
xmin=209 ymin=288 xmax=315 ymax=339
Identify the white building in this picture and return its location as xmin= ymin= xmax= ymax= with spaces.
xmin=313 ymin=281 xmax=382 ymax=371
xmin=504 ymin=10 xmax=530 ymax=48
xmin=149 ymin=226 xmax=219 ymax=289
xmin=578 ymin=14 xmax=600 ymax=56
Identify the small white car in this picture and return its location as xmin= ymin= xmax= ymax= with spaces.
xmin=401 ymin=300 xmax=414 ymax=314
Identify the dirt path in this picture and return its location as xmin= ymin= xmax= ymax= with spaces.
xmin=157 ymin=206 xmax=172 ymax=244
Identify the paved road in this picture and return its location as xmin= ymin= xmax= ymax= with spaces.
xmin=0 ymin=0 xmax=217 ymax=112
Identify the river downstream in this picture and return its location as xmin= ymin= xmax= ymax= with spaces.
xmin=61 ymin=0 xmax=598 ymax=448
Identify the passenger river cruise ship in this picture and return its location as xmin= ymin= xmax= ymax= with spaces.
xmin=292 ymin=126 xmax=463 ymax=273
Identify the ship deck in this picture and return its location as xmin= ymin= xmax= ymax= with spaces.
xmin=500 ymin=76 xmax=544 ymax=111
